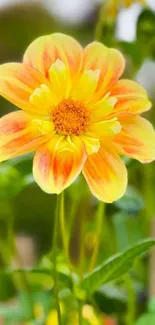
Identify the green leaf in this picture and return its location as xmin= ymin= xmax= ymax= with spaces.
xmin=135 ymin=314 xmax=155 ymax=325
xmin=0 ymin=305 xmax=24 ymax=323
xmin=0 ymin=164 xmax=25 ymax=199
xmin=81 ymin=239 xmax=155 ymax=293
xmin=114 ymin=186 xmax=144 ymax=214
xmin=135 ymin=297 xmax=155 ymax=324
xmin=113 ymin=212 xmax=143 ymax=252
xmin=94 ymin=284 xmax=127 ymax=314
xmin=148 ymin=297 xmax=155 ymax=313
xmin=1 ymin=268 xmax=73 ymax=290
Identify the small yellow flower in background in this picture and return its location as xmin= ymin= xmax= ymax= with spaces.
xmin=34 ymin=303 xmax=44 ymax=319
xmin=82 ymin=304 xmax=101 ymax=324
xmin=46 ymin=310 xmax=58 ymax=325
xmin=123 ymin=0 xmax=146 ymax=7
xmin=0 ymin=33 xmax=154 ymax=202
xmin=104 ymin=0 xmax=146 ymax=19
xmin=46 ymin=304 xmax=101 ymax=325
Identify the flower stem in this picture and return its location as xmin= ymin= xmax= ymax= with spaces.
xmin=94 ymin=1 xmax=105 ymax=41
xmin=125 ymin=275 xmax=136 ymax=325
xmin=60 ymin=191 xmax=71 ymax=269
xmin=89 ymin=201 xmax=104 ymax=271
xmin=78 ymin=301 xmax=83 ymax=325
xmin=52 ymin=194 xmax=62 ymax=325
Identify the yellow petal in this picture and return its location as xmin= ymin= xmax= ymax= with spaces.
xmin=88 ymin=118 xmax=121 ymax=137
xmin=0 ymin=111 xmax=53 ymax=161
xmin=33 ymin=135 xmax=87 ymax=194
xmin=71 ymin=69 xmax=100 ymax=102
xmin=0 ymin=63 xmax=50 ymax=115
xmin=81 ymin=135 xmax=100 ymax=155
xmin=29 ymin=84 xmax=57 ymax=114
xmin=89 ymin=97 xmax=117 ymax=122
xmin=23 ymin=33 xmax=83 ymax=80
xmin=110 ymin=79 xmax=151 ymax=115
xmin=48 ymin=59 xmax=71 ymax=102
xmin=113 ymin=115 xmax=155 ymax=163
xmin=83 ymin=42 xmax=125 ymax=99
xmin=83 ymin=143 xmax=127 ymax=202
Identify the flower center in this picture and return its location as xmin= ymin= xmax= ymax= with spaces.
xmin=51 ymin=99 xmax=90 ymax=136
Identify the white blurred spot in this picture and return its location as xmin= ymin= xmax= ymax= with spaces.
xmin=43 ymin=0 xmax=96 ymax=24
xmin=136 ymin=59 xmax=155 ymax=99
xmin=0 ymin=0 xmax=39 ymax=9
xmin=116 ymin=4 xmax=142 ymax=42
xmin=147 ymin=0 xmax=155 ymax=11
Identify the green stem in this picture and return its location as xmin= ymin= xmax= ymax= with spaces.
xmin=7 ymin=210 xmax=14 ymax=254
xmin=2 ymin=207 xmax=35 ymax=320
xmin=89 ymin=202 xmax=104 ymax=271
xmin=79 ymin=211 xmax=86 ymax=279
xmin=94 ymin=1 xmax=105 ymax=41
xmin=0 ymin=239 xmax=35 ymax=320
xmin=14 ymin=259 xmax=35 ymax=320
xmin=125 ymin=275 xmax=136 ymax=325
xmin=52 ymin=194 xmax=62 ymax=325
xmin=60 ymin=191 xmax=71 ymax=269
xmin=78 ymin=301 xmax=83 ymax=325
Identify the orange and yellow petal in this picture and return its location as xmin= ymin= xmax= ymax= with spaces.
xmin=33 ymin=135 xmax=87 ymax=194
xmin=81 ymin=135 xmax=100 ymax=155
xmin=113 ymin=115 xmax=155 ymax=162
xmin=0 ymin=63 xmax=50 ymax=114
xmin=89 ymin=97 xmax=117 ymax=122
xmin=48 ymin=59 xmax=71 ymax=102
xmin=0 ymin=111 xmax=54 ymax=161
xmin=110 ymin=79 xmax=151 ymax=115
xmin=88 ymin=118 xmax=121 ymax=137
xmin=71 ymin=69 xmax=100 ymax=103
xmin=83 ymin=42 xmax=125 ymax=99
xmin=29 ymin=84 xmax=57 ymax=115
xmin=83 ymin=143 xmax=127 ymax=203
xmin=23 ymin=33 xmax=83 ymax=80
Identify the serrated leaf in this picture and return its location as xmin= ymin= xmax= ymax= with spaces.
xmin=81 ymin=239 xmax=155 ymax=293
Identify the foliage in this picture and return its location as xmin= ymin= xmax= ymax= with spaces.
xmin=0 ymin=1 xmax=155 ymax=324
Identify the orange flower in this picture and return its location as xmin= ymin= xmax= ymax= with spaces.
xmin=0 ymin=33 xmax=154 ymax=202
xmin=103 ymin=316 xmax=117 ymax=325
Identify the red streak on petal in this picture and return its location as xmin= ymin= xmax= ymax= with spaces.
xmin=0 ymin=120 xmax=28 ymax=134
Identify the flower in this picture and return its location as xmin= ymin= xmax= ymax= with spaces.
xmin=103 ymin=316 xmax=117 ymax=325
xmin=46 ymin=304 xmax=102 ymax=325
xmin=123 ymin=0 xmax=145 ymax=7
xmin=0 ymin=33 xmax=154 ymax=202
xmin=104 ymin=0 xmax=146 ymax=19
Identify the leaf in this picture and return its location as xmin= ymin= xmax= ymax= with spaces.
xmin=81 ymin=239 xmax=155 ymax=293
xmin=94 ymin=284 xmax=126 ymax=314
xmin=0 ymin=273 xmax=15 ymax=301
xmin=1 ymin=268 xmax=73 ymax=290
xmin=135 ymin=314 xmax=155 ymax=325
xmin=0 ymin=164 xmax=25 ymax=199
xmin=148 ymin=297 xmax=155 ymax=313
xmin=136 ymin=9 xmax=155 ymax=60
xmin=0 ymin=305 xmax=24 ymax=323
xmin=113 ymin=212 xmax=143 ymax=252
xmin=135 ymin=297 xmax=155 ymax=324
xmin=114 ymin=186 xmax=144 ymax=214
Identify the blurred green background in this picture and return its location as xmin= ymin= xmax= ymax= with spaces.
xmin=0 ymin=1 xmax=155 ymax=324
